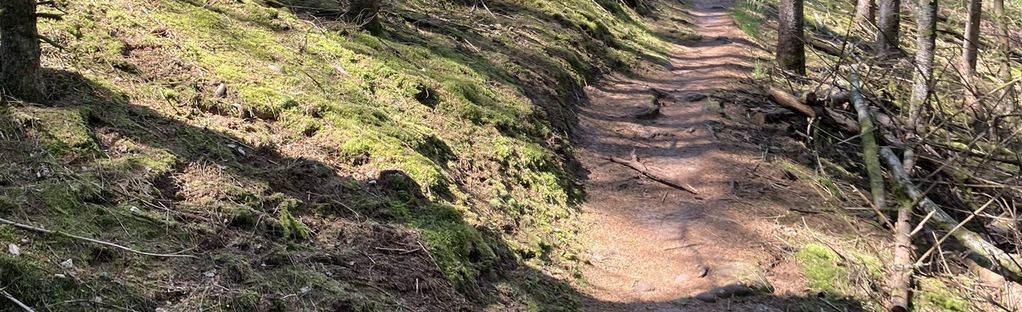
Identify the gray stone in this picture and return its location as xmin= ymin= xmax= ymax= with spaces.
xmin=693 ymin=262 xmax=773 ymax=302
xmin=713 ymin=262 xmax=772 ymax=292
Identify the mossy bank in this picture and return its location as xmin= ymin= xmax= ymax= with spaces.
xmin=0 ymin=0 xmax=690 ymax=310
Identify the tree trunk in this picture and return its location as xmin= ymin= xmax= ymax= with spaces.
xmin=777 ymin=0 xmax=806 ymax=75
xmin=346 ymin=0 xmax=382 ymax=34
xmin=992 ymin=0 xmax=1017 ymax=111
xmin=962 ymin=0 xmax=982 ymax=109
xmin=855 ymin=0 xmax=877 ymax=28
xmin=876 ymin=0 xmax=901 ymax=55
xmin=850 ymin=69 xmax=885 ymax=216
xmin=962 ymin=0 xmax=981 ymax=75
xmin=0 ymin=0 xmax=45 ymax=102
xmin=909 ymin=0 xmax=937 ymax=130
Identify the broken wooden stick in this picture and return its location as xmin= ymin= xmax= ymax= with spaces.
xmin=603 ymin=156 xmax=699 ymax=194
xmin=880 ymin=147 xmax=1022 ymax=278
xmin=0 ymin=217 xmax=197 ymax=258
xmin=767 ymin=87 xmax=817 ymax=118
xmin=1 ymin=290 xmax=35 ymax=312
xmin=807 ymin=36 xmax=845 ymax=57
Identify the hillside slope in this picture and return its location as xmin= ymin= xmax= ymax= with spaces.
xmin=0 ymin=0 xmax=692 ymax=310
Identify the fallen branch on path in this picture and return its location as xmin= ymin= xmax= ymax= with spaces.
xmin=880 ymin=147 xmax=1022 ymax=279
xmin=603 ymin=156 xmax=699 ymax=194
xmin=0 ymin=217 xmax=197 ymax=259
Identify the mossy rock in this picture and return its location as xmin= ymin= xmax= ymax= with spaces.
xmin=12 ymin=106 xmax=98 ymax=158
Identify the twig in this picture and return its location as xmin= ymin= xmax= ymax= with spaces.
xmin=0 ymin=217 xmax=196 ymax=258
xmin=374 ymin=246 xmax=421 ymax=255
xmin=418 ymin=241 xmax=443 ymax=273
xmin=602 ymin=156 xmax=699 ymax=194
xmin=1 ymin=289 xmax=35 ymax=312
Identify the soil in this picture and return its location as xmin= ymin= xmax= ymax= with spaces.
xmin=573 ymin=0 xmax=831 ymax=310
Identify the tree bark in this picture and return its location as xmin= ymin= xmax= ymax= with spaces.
xmin=855 ymin=0 xmax=877 ymax=28
xmin=962 ymin=0 xmax=981 ymax=75
xmin=890 ymin=195 xmax=913 ymax=312
xmin=0 ymin=0 xmax=45 ymax=102
xmin=962 ymin=0 xmax=982 ymax=109
xmin=777 ymin=0 xmax=806 ymax=75
xmin=346 ymin=0 xmax=382 ymax=34
xmin=850 ymin=70 xmax=886 ymax=216
xmin=876 ymin=0 xmax=901 ymax=55
xmin=992 ymin=0 xmax=1017 ymax=111
xmin=909 ymin=0 xmax=937 ymax=130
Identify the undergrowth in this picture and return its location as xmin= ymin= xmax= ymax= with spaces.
xmin=736 ymin=0 xmax=1022 ymax=310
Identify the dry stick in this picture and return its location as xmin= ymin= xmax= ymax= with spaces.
xmin=0 ymin=217 xmax=196 ymax=258
xmin=1 ymin=290 xmax=35 ymax=312
xmin=880 ymin=147 xmax=1022 ymax=278
xmin=603 ymin=157 xmax=699 ymax=194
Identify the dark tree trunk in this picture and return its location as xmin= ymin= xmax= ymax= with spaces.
xmin=962 ymin=0 xmax=981 ymax=74
xmin=0 ymin=0 xmax=45 ymax=102
xmin=346 ymin=0 xmax=382 ymax=34
xmin=993 ymin=0 xmax=1017 ymax=109
xmin=962 ymin=0 xmax=982 ymax=108
xmin=909 ymin=0 xmax=937 ymax=129
xmin=876 ymin=0 xmax=901 ymax=55
xmin=855 ymin=0 xmax=876 ymax=28
xmin=777 ymin=0 xmax=806 ymax=75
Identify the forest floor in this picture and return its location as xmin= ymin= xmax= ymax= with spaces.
xmin=573 ymin=0 xmax=878 ymax=310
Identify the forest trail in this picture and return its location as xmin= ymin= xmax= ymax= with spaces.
xmin=575 ymin=0 xmax=808 ymax=310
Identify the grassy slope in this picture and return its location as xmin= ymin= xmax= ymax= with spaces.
xmin=734 ymin=0 xmax=1022 ymax=311
xmin=0 ymin=0 xmax=691 ymax=310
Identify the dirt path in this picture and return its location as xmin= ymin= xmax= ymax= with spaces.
xmin=574 ymin=0 xmax=809 ymax=310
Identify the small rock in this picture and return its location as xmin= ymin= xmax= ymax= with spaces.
xmin=713 ymin=262 xmax=772 ymax=292
xmin=54 ymin=273 xmax=66 ymax=278
xmin=203 ymin=270 xmax=216 ymax=278
xmin=129 ymin=206 xmax=141 ymax=214
xmin=8 ymin=243 xmax=20 ymax=256
xmin=91 ymin=296 xmax=103 ymax=304
xmin=633 ymin=105 xmax=661 ymax=120
xmin=267 ymin=64 xmax=282 ymax=73
xmin=694 ymin=291 xmax=717 ymax=302
xmin=299 ymin=285 xmax=312 ymax=295
xmin=693 ymin=262 xmax=773 ymax=303
xmin=684 ymin=93 xmax=708 ymax=102
xmin=633 ymin=281 xmax=656 ymax=292
xmin=61 ymin=259 xmax=74 ymax=269
xmin=214 ymin=83 xmax=228 ymax=98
